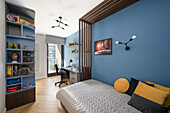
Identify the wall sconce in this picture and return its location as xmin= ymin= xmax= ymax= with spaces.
xmin=115 ymin=35 xmax=136 ymax=51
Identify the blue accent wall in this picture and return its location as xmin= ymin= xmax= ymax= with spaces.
xmin=64 ymin=31 xmax=79 ymax=68
xmin=92 ymin=0 xmax=170 ymax=87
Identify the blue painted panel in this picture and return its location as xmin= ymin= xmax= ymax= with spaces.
xmin=64 ymin=31 xmax=79 ymax=68
xmin=92 ymin=0 xmax=170 ymax=87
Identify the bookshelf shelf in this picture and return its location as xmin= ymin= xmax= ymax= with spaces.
xmin=7 ymin=83 xmax=21 ymax=87
xmin=6 ymin=35 xmax=35 ymax=41
xmin=6 ymin=74 xmax=35 ymax=79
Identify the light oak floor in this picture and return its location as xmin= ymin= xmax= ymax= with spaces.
xmin=7 ymin=76 xmax=69 ymax=113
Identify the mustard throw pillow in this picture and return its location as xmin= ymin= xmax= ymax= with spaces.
xmin=114 ymin=78 xmax=129 ymax=93
xmin=134 ymin=82 xmax=169 ymax=105
xmin=145 ymin=80 xmax=170 ymax=107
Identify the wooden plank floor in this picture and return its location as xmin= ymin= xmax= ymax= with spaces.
xmin=7 ymin=76 xmax=68 ymax=113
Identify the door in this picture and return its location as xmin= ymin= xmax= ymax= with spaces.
xmin=47 ymin=43 xmax=57 ymax=76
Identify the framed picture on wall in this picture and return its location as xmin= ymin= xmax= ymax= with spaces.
xmin=94 ymin=38 xmax=112 ymax=55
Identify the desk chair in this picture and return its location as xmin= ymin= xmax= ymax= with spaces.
xmin=55 ymin=64 xmax=68 ymax=87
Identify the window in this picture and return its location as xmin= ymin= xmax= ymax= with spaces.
xmin=48 ymin=43 xmax=57 ymax=74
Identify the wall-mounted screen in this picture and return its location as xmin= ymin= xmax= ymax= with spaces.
xmin=94 ymin=38 xmax=112 ymax=55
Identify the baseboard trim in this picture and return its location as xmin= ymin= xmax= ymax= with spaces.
xmin=3 ymin=107 xmax=6 ymax=113
xmin=36 ymin=76 xmax=47 ymax=80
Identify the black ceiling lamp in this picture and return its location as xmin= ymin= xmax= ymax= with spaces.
xmin=52 ymin=16 xmax=68 ymax=30
xmin=115 ymin=35 xmax=136 ymax=51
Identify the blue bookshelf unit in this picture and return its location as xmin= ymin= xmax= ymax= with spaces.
xmin=5 ymin=2 xmax=36 ymax=110
xmin=5 ymin=23 xmax=35 ymax=93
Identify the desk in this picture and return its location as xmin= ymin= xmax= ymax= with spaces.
xmin=61 ymin=67 xmax=79 ymax=84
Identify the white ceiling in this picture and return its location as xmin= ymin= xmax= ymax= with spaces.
xmin=6 ymin=0 xmax=103 ymax=37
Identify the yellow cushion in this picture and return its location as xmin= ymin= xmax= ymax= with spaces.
xmin=114 ymin=78 xmax=129 ymax=93
xmin=134 ymin=81 xmax=169 ymax=105
xmin=145 ymin=80 xmax=170 ymax=107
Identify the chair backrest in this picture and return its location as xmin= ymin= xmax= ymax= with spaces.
xmin=55 ymin=64 xmax=59 ymax=74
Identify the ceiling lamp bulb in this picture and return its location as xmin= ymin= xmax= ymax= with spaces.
xmin=132 ymin=35 xmax=136 ymax=39
xmin=115 ymin=41 xmax=119 ymax=44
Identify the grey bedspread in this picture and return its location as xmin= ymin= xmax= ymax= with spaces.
xmin=57 ymin=79 xmax=141 ymax=113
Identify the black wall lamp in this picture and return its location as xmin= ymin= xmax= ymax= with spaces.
xmin=68 ymin=59 xmax=73 ymax=67
xmin=115 ymin=35 xmax=136 ymax=51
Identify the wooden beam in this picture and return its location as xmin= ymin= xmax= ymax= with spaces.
xmin=84 ymin=0 xmax=120 ymax=21
xmin=91 ymin=0 xmax=139 ymax=24
xmin=79 ymin=20 xmax=81 ymax=82
xmin=80 ymin=0 xmax=139 ymax=24
xmin=85 ymin=23 xmax=88 ymax=80
xmin=81 ymin=21 xmax=84 ymax=81
xmin=90 ymin=25 xmax=92 ymax=79
xmin=81 ymin=0 xmax=111 ymax=20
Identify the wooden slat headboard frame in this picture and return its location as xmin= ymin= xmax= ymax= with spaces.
xmin=79 ymin=0 xmax=139 ymax=81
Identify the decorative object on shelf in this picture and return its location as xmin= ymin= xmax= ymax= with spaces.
xmin=68 ymin=59 xmax=73 ymax=67
xmin=7 ymin=65 xmax=12 ymax=76
xmin=6 ymin=14 xmax=34 ymax=26
xmin=95 ymin=38 xmax=112 ymax=55
xmin=23 ymin=58 xmax=32 ymax=62
xmin=14 ymin=43 xmax=20 ymax=49
xmin=7 ymin=84 xmax=21 ymax=92
xmin=24 ymin=52 xmax=33 ymax=56
xmin=13 ymin=65 xmax=19 ymax=76
xmin=7 ymin=42 xmax=14 ymax=48
xmin=7 ymin=42 xmax=20 ymax=49
xmin=115 ymin=35 xmax=136 ymax=51
xmin=22 ymin=45 xmax=28 ymax=50
xmin=11 ymin=52 xmax=19 ymax=63
xmin=26 ymin=34 xmax=34 ymax=38
xmin=72 ymin=49 xmax=78 ymax=53
xmin=7 ymin=78 xmax=21 ymax=85
xmin=52 ymin=16 xmax=68 ymax=30
xmin=69 ymin=41 xmax=78 ymax=46
xmin=18 ymin=66 xmax=34 ymax=75
xmin=22 ymin=83 xmax=32 ymax=89
xmin=6 ymin=14 xmax=15 ymax=22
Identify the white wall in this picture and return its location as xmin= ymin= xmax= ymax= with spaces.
xmin=0 ymin=0 xmax=6 ymax=112
xmin=35 ymin=34 xmax=47 ymax=80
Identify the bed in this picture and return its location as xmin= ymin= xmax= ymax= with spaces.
xmin=56 ymin=79 xmax=141 ymax=113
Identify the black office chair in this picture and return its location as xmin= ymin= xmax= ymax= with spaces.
xmin=55 ymin=64 xmax=68 ymax=87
